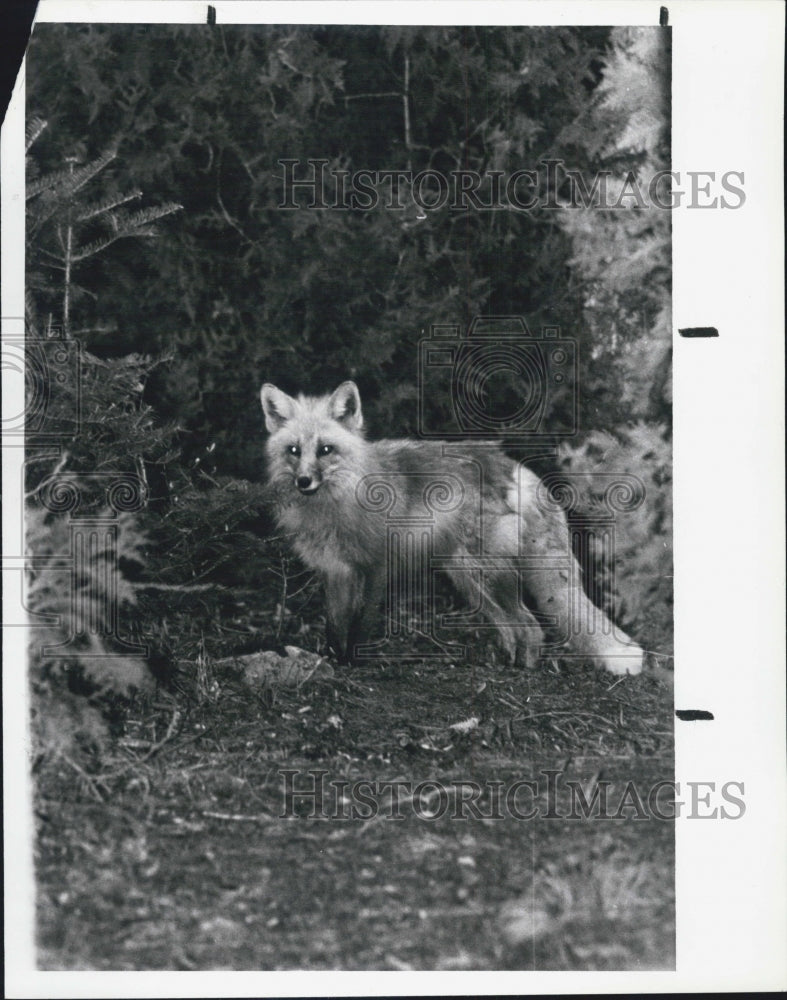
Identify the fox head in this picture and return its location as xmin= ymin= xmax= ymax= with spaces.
xmin=260 ymin=381 xmax=365 ymax=496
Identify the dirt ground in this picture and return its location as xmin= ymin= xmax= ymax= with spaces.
xmin=35 ymin=615 xmax=674 ymax=972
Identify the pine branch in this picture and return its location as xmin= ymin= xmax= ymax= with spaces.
xmin=117 ymin=202 xmax=184 ymax=230
xmin=26 ymin=149 xmax=117 ymax=201
xmin=70 ymin=203 xmax=182 ymax=261
xmin=76 ymin=189 xmax=143 ymax=222
xmin=70 ymin=206 xmax=180 ymax=264
xmin=26 ymin=116 xmax=48 ymax=153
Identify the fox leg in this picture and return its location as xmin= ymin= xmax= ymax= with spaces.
xmin=447 ymin=562 xmax=544 ymax=669
xmin=484 ymin=569 xmax=545 ymax=670
xmin=323 ymin=565 xmax=363 ymax=665
xmin=470 ymin=512 xmax=543 ymax=667
xmin=324 ymin=564 xmax=386 ymax=664
xmin=346 ymin=565 xmax=387 ymax=663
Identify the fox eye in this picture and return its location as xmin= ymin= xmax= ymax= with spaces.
xmin=317 ymin=444 xmax=334 ymax=457
xmin=287 ymin=444 xmax=301 ymax=457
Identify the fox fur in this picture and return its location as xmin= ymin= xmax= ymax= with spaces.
xmin=261 ymin=380 xmax=643 ymax=675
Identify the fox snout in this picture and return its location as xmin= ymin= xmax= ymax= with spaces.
xmin=296 ymin=472 xmax=320 ymax=494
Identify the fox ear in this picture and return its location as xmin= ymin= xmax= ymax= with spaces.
xmin=328 ymin=381 xmax=363 ymax=431
xmin=260 ymin=383 xmax=296 ymax=432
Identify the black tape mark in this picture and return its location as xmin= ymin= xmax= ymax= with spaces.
xmin=660 ymin=7 xmax=669 ymax=27
xmin=675 ymin=709 xmax=715 ymax=721
xmin=679 ymin=327 xmax=719 ymax=338
xmin=207 ymin=5 xmax=216 ymax=25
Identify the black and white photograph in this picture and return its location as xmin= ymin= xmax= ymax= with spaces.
xmin=2 ymin=0 xmax=784 ymax=994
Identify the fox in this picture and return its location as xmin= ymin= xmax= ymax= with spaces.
xmin=260 ymin=380 xmax=643 ymax=676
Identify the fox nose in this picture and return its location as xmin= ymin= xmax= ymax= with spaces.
xmin=297 ymin=475 xmax=314 ymax=492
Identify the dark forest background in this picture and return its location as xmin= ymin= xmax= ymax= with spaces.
xmin=24 ymin=23 xmax=672 ymax=754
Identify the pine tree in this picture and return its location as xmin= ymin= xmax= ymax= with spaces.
xmin=26 ymin=119 xmax=181 ymax=337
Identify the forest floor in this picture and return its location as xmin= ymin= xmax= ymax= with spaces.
xmin=35 ymin=594 xmax=674 ymax=972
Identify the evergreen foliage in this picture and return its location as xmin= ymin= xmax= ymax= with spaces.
xmin=27 ymin=24 xmax=669 ymax=471
xmin=24 ymin=24 xmax=673 ymax=763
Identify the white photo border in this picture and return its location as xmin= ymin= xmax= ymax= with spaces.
xmin=3 ymin=1 xmax=785 ymax=995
